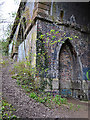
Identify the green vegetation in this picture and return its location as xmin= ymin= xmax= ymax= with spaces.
xmin=0 ymin=59 xmax=9 ymax=67
xmin=0 ymin=23 xmax=13 ymax=56
xmin=1 ymin=98 xmax=17 ymax=119
xmin=28 ymin=92 xmax=81 ymax=110
xmin=11 ymin=63 xmax=81 ymax=110
xmin=29 ymin=92 xmax=68 ymax=108
xmin=69 ymin=103 xmax=74 ymax=110
xmin=10 ymin=29 xmax=80 ymax=110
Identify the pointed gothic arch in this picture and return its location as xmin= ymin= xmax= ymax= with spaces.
xmin=58 ymin=39 xmax=80 ymax=97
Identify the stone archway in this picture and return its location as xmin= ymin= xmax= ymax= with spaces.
xmin=58 ymin=39 xmax=78 ymax=97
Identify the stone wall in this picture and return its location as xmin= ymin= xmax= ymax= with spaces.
xmin=18 ymin=22 xmax=37 ymax=68
xmin=37 ymin=19 xmax=89 ymax=99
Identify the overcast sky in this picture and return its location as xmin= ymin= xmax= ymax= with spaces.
xmin=0 ymin=0 xmax=20 ymax=40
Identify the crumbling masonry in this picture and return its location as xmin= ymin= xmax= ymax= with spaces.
xmin=8 ymin=1 xmax=90 ymax=100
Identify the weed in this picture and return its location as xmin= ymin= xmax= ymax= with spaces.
xmin=1 ymin=98 xmax=17 ymax=119
xmin=11 ymin=75 xmax=17 ymax=79
xmin=52 ymin=95 xmax=67 ymax=105
xmin=29 ymin=92 xmax=37 ymax=99
xmin=9 ymin=70 xmax=15 ymax=75
xmin=0 ymin=60 xmax=9 ymax=67
xmin=69 ymin=103 xmax=74 ymax=110
xmin=77 ymin=105 xmax=80 ymax=109
xmin=74 ymin=105 xmax=81 ymax=111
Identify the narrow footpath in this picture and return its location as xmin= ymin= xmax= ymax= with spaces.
xmin=2 ymin=57 xmax=88 ymax=119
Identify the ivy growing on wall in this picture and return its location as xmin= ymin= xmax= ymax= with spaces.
xmin=35 ymin=28 xmax=78 ymax=91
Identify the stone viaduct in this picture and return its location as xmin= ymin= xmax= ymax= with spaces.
xmin=8 ymin=1 xmax=90 ymax=99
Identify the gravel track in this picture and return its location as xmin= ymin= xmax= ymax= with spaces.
xmin=2 ymin=57 xmax=67 ymax=118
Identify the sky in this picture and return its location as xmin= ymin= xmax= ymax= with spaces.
xmin=0 ymin=0 xmax=20 ymax=40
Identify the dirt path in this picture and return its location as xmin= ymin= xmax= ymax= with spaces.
xmin=2 ymin=57 xmax=89 ymax=119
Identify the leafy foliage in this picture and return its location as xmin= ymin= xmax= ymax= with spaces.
xmin=1 ymin=98 xmax=17 ymax=119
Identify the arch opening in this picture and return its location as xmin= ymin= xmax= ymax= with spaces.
xmin=58 ymin=39 xmax=78 ymax=97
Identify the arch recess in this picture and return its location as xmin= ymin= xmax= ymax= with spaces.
xmin=58 ymin=39 xmax=80 ymax=97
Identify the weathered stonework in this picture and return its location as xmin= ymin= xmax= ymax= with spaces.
xmin=9 ymin=1 xmax=90 ymax=100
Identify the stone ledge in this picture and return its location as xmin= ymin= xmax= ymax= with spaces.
xmin=34 ymin=2 xmax=50 ymax=12
xmin=24 ymin=14 xmax=90 ymax=41
xmin=35 ymin=1 xmax=51 ymax=6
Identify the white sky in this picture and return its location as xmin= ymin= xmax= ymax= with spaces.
xmin=0 ymin=0 xmax=20 ymax=40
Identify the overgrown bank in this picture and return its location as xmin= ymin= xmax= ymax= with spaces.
xmin=11 ymin=59 xmax=81 ymax=110
xmin=1 ymin=56 xmax=88 ymax=118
